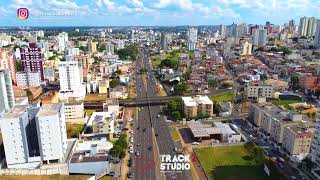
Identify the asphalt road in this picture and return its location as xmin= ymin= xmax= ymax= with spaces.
xmin=130 ymin=50 xmax=156 ymax=180
xmin=143 ymin=48 xmax=192 ymax=180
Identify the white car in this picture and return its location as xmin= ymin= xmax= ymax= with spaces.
xmin=130 ymin=139 xmax=134 ymax=143
xmin=130 ymin=130 xmax=134 ymax=134
xmin=192 ymin=142 xmax=200 ymax=145
xmin=129 ymin=149 xmax=133 ymax=154
xmin=128 ymin=118 xmax=133 ymax=122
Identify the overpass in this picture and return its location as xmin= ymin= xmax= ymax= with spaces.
xmin=83 ymin=96 xmax=180 ymax=110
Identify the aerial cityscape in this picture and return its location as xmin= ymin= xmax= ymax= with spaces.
xmin=1 ymin=0 xmax=320 ymax=180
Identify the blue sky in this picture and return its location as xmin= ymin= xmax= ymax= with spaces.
xmin=0 ymin=0 xmax=320 ymax=26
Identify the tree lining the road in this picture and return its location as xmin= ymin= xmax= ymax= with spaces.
xmin=110 ymin=133 xmax=128 ymax=159
xmin=116 ymin=45 xmax=138 ymax=61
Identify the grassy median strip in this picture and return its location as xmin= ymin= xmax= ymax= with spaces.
xmin=171 ymin=129 xmax=180 ymax=141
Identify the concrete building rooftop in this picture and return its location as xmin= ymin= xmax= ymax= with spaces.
xmin=37 ymin=103 xmax=62 ymax=117
xmin=182 ymin=97 xmax=197 ymax=106
xmin=1 ymin=105 xmax=28 ymax=119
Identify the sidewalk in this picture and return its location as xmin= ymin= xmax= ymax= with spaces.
xmin=175 ymin=126 xmax=207 ymax=180
xmin=120 ymin=107 xmax=134 ymax=180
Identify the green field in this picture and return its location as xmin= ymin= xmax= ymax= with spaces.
xmin=210 ymin=91 xmax=236 ymax=103
xmin=194 ymin=144 xmax=280 ymax=180
xmin=271 ymin=99 xmax=302 ymax=106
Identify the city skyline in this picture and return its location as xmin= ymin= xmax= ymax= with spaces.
xmin=0 ymin=0 xmax=320 ymax=26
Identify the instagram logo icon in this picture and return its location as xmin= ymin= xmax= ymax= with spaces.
xmin=17 ymin=8 xmax=29 ymax=20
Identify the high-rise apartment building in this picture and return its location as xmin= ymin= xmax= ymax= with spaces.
xmin=0 ymin=104 xmax=67 ymax=168
xmin=160 ymin=32 xmax=169 ymax=50
xmin=88 ymin=41 xmax=97 ymax=53
xmin=314 ymin=20 xmax=320 ymax=47
xmin=252 ymin=29 xmax=267 ymax=47
xmin=299 ymin=17 xmax=318 ymax=37
xmin=106 ymin=42 xmax=115 ymax=55
xmin=58 ymin=61 xmax=83 ymax=92
xmin=0 ymin=48 xmax=16 ymax=83
xmin=36 ymin=103 xmax=68 ymax=163
xmin=19 ymin=43 xmax=44 ymax=81
xmin=220 ymin=24 xmax=226 ymax=38
xmin=0 ymin=69 xmax=14 ymax=114
xmin=57 ymin=32 xmax=68 ymax=52
xmin=187 ymin=28 xmax=198 ymax=51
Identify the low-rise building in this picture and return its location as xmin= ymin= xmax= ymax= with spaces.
xmin=64 ymin=102 xmax=85 ymax=124
xmin=16 ymin=71 xmax=41 ymax=88
xmin=182 ymin=95 xmax=213 ymax=118
xmin=282 ymin=125 xmax=313 ymax=160
xmin=218 ymin=101 xmax=232 ymax=117
xmin=270 ymin=113 xmax=302 ymax=144
xmin=86 ymin=112 xmax=116 ymax=140
xmin=68 ymin=139 xmax=112 ymax=175
xmin=245 ymin=84 xmax=273 ymax=99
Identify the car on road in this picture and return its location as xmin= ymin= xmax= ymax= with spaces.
xmin=129 ymin=149 xmax=133 ymax=154
xmin=135 ymin=151 xmax=140 ymax=156
xmin=127 ymin=172 xmax=133 ymax=178
xmin=192 ymin=142 xmax=200 ymax=145
xmin=157 ymin=114 xmax=160 ymax=118
xmin=130 ymin=130 xmax=133 ymax=134
xmin=155 ymin=133 xmax=158 ymax=137
xmin=128 ymin=118 xmax=133 ymax=122
xmin=148 ymin=146 xmax=152 ymax=151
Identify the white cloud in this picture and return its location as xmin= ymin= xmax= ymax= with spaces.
xmin=128 ymin=0 xmax=144 ymax=8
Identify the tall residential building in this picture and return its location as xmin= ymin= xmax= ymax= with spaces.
xmin=314 ymin=20 xmax=320 ymax=47
xmin=241 ymin=41 xmax=252 ymax=55
xmin=88 ymin=41 xmax=97 ymax=53
xmin=19 ymin=43 xmax=44 ymax=81
xmin=58 ymin=61 xmax=83 ymax=92
xmin=0 ymin=104 xmax=67 ymax=169
xmin=299 ymin=17 xmax=318 ymax=37
xmin=187 ymin=28 xmax=198 ymax=51
xmin=311 ymin=120 xmax=320 ymax=168
xmin=220 ymin=24 xmax=226 ymax=38
xmin=106 ymin=42 xmax=115 ymax=55
xmin=57 ymin=32 xmax=68 ymax=52
xmin=160 ymin=32 xmax=169 ymax=51
xmin=289 ymin=19 xmax=295 ymax=32
xmin=227 ymin=23 xmax=237 ymax=38
xmin=0 ymin=48 xmax=16 ymax=83
xmin=0 ymin=69 xmax=14 ymax=114
xmin=252 ymin=29 xmax=267 ymax=47
xmin=36 ymin=103 xmax=67 ymax=163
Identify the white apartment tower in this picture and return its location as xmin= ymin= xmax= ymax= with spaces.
xmin=0 ymin=104 xmax=67 ymax=168
xmin=0 ymin=69 xmax=15 ymax=114
xmin=252 ymin=29 xmax=267 ymax=47
xmin=0 ymin=106 xmax=30 ymax=168
xmin=59 ymin=61 xmax=83 ymax=92
xmin=36 ymin=103 xmax=67 ymax=163
xmin=187 ymin=28 xmax=198 ymax=51
xmin=299 ymin=17 xmax=318 ymax=37
xmin=57 ymin=32 xmax=68 ymax=52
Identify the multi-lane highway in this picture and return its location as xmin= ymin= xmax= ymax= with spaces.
xmin=134 ymin=47 xmax=192 ymax=180
xmin=130 ymin=50 xmax=157 ymax=180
